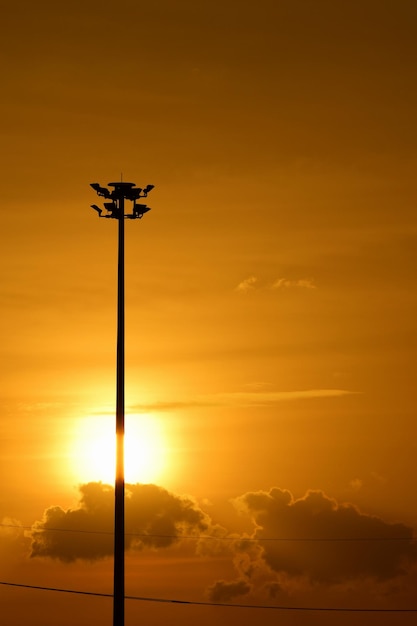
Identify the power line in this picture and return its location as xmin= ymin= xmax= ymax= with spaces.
xmin=1 ymin=581 xmax=416 ymax=613
xmin=1 ymin=522 xmax=413 ymax=543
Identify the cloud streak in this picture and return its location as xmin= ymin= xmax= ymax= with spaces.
xmin=235 ymin=276 xmax=317 ymax=293
xmin=131 ymin=388 xmax=358 ymax=412
xmin=235 ymin=276 xmax=257 ymax=293
xmin=271 ymin=278 xmax=316 ymax=290
xmin=211 ymin=388 xmax=357 ymax=406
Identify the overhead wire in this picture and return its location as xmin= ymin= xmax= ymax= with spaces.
xmin=2 ymin=522 xmax=415 ymax=614
xmin=1 ymin=522 xmax=414 ymax=543
xmin=1 ymin=581 xmax=416 ymax=613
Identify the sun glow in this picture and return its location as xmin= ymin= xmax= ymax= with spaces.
xmin=67 ymin=413 xmax=169 ymax=485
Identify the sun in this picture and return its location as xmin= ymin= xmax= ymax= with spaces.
xmin=66 ymin=413 xmax=169 ymax=485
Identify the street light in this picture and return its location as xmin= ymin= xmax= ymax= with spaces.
xmin=90 ymin=180 xmax=153 ymax=626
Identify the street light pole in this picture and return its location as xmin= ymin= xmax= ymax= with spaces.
xmin=114 ymin=187 xmax=125 ymax=626
xmin=90 ymin=181 xmax=154 ymax=626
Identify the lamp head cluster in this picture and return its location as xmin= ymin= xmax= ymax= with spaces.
xmin=90 ymin=181 xmax=154 ymax=219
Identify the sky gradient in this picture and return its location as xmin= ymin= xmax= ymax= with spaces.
xmin=1 ymin=1 xmax=417 ymax=625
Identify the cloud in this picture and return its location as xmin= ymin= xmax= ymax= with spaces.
xmin=207 ymin=578 xmax=251 ymax=602
xmin=271 ymin=278 xmax=316 ymax=290
xmin=28 ymin=483 xmax=417 ymax=607
xmin=235 ymin=276 xmax=317 ymax=293
xmin=232 ymin=488 xmax=417 ymax=585
xmin=205 ymin=488 xmax=417 ymax=601
xmin=129 ymin=400 xmax=217 ymax=412
xmin=30 ymin=482 xmax=211 ymax=562
xmin=235 ymin=276 xmax=257 ymax=293
xmin=211 ymin=389 xmax=357 ymax=406
xmin=131 ymin=388 xmax=358 ymax=412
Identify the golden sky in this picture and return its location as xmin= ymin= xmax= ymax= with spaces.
xmin=1 ymin=1 xmax=417 ymax=624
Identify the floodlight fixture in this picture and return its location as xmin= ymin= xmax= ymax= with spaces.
xmin=143 ymin=184 xmax=154 ymax=195
xmin=134 ymin=203 xmax=151 ymax=218
xmin=90 ymin=182 xmax=112 ymax=198
xmin=104 ymin=201 xmax=118 ymax=216
xmin=125 ymin=187 xmax=143 ymax=201
xmin=91 ymin=204 xmax=102 ymax=216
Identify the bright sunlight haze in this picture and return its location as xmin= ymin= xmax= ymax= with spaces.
xmin=65 ymin=413 xmax=169 ymax=486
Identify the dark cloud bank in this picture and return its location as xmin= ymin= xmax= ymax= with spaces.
xmin=209 ymin=488 xmax=416 ymax=601
xmin=30 ymin=483 xmax=416 ymax=601
xmin=31 ymin=482 xmax=210 ymax=561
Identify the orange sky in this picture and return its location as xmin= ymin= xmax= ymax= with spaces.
xmin=1 ymin=1 xmax=417 ymax=624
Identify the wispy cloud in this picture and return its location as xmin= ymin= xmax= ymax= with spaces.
xmin=271 ymin=278 xmax=316 ymax=290
xmin=210 ymin=388 xmax=357 ymax=407
xmin=235 ymin=276 xmax=257 ymax=293
xmin=131 ymin=388 xmax=358 ymax=412
xmin=235 ymin=276 xmax=317 ymax=293
xmin=129 ymin=400 xmax=217 ymax=412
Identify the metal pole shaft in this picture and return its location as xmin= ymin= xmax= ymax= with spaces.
xmin=113 ymin=194 xmax=125 ymax=626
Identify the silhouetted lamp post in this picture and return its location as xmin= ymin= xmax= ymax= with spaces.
xmin=90 ymin=180 xmax=154 ymax=626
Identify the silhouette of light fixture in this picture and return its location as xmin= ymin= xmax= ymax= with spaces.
xmin=90 ymin=182 xmax=112 ymax=198
xmin=133 ymin=203 xmax=151 ymax=218
xmin=91 ymin=204 xmax=102 ymax=216
xmin=90 ymin=180 xmax=153 ymax=626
